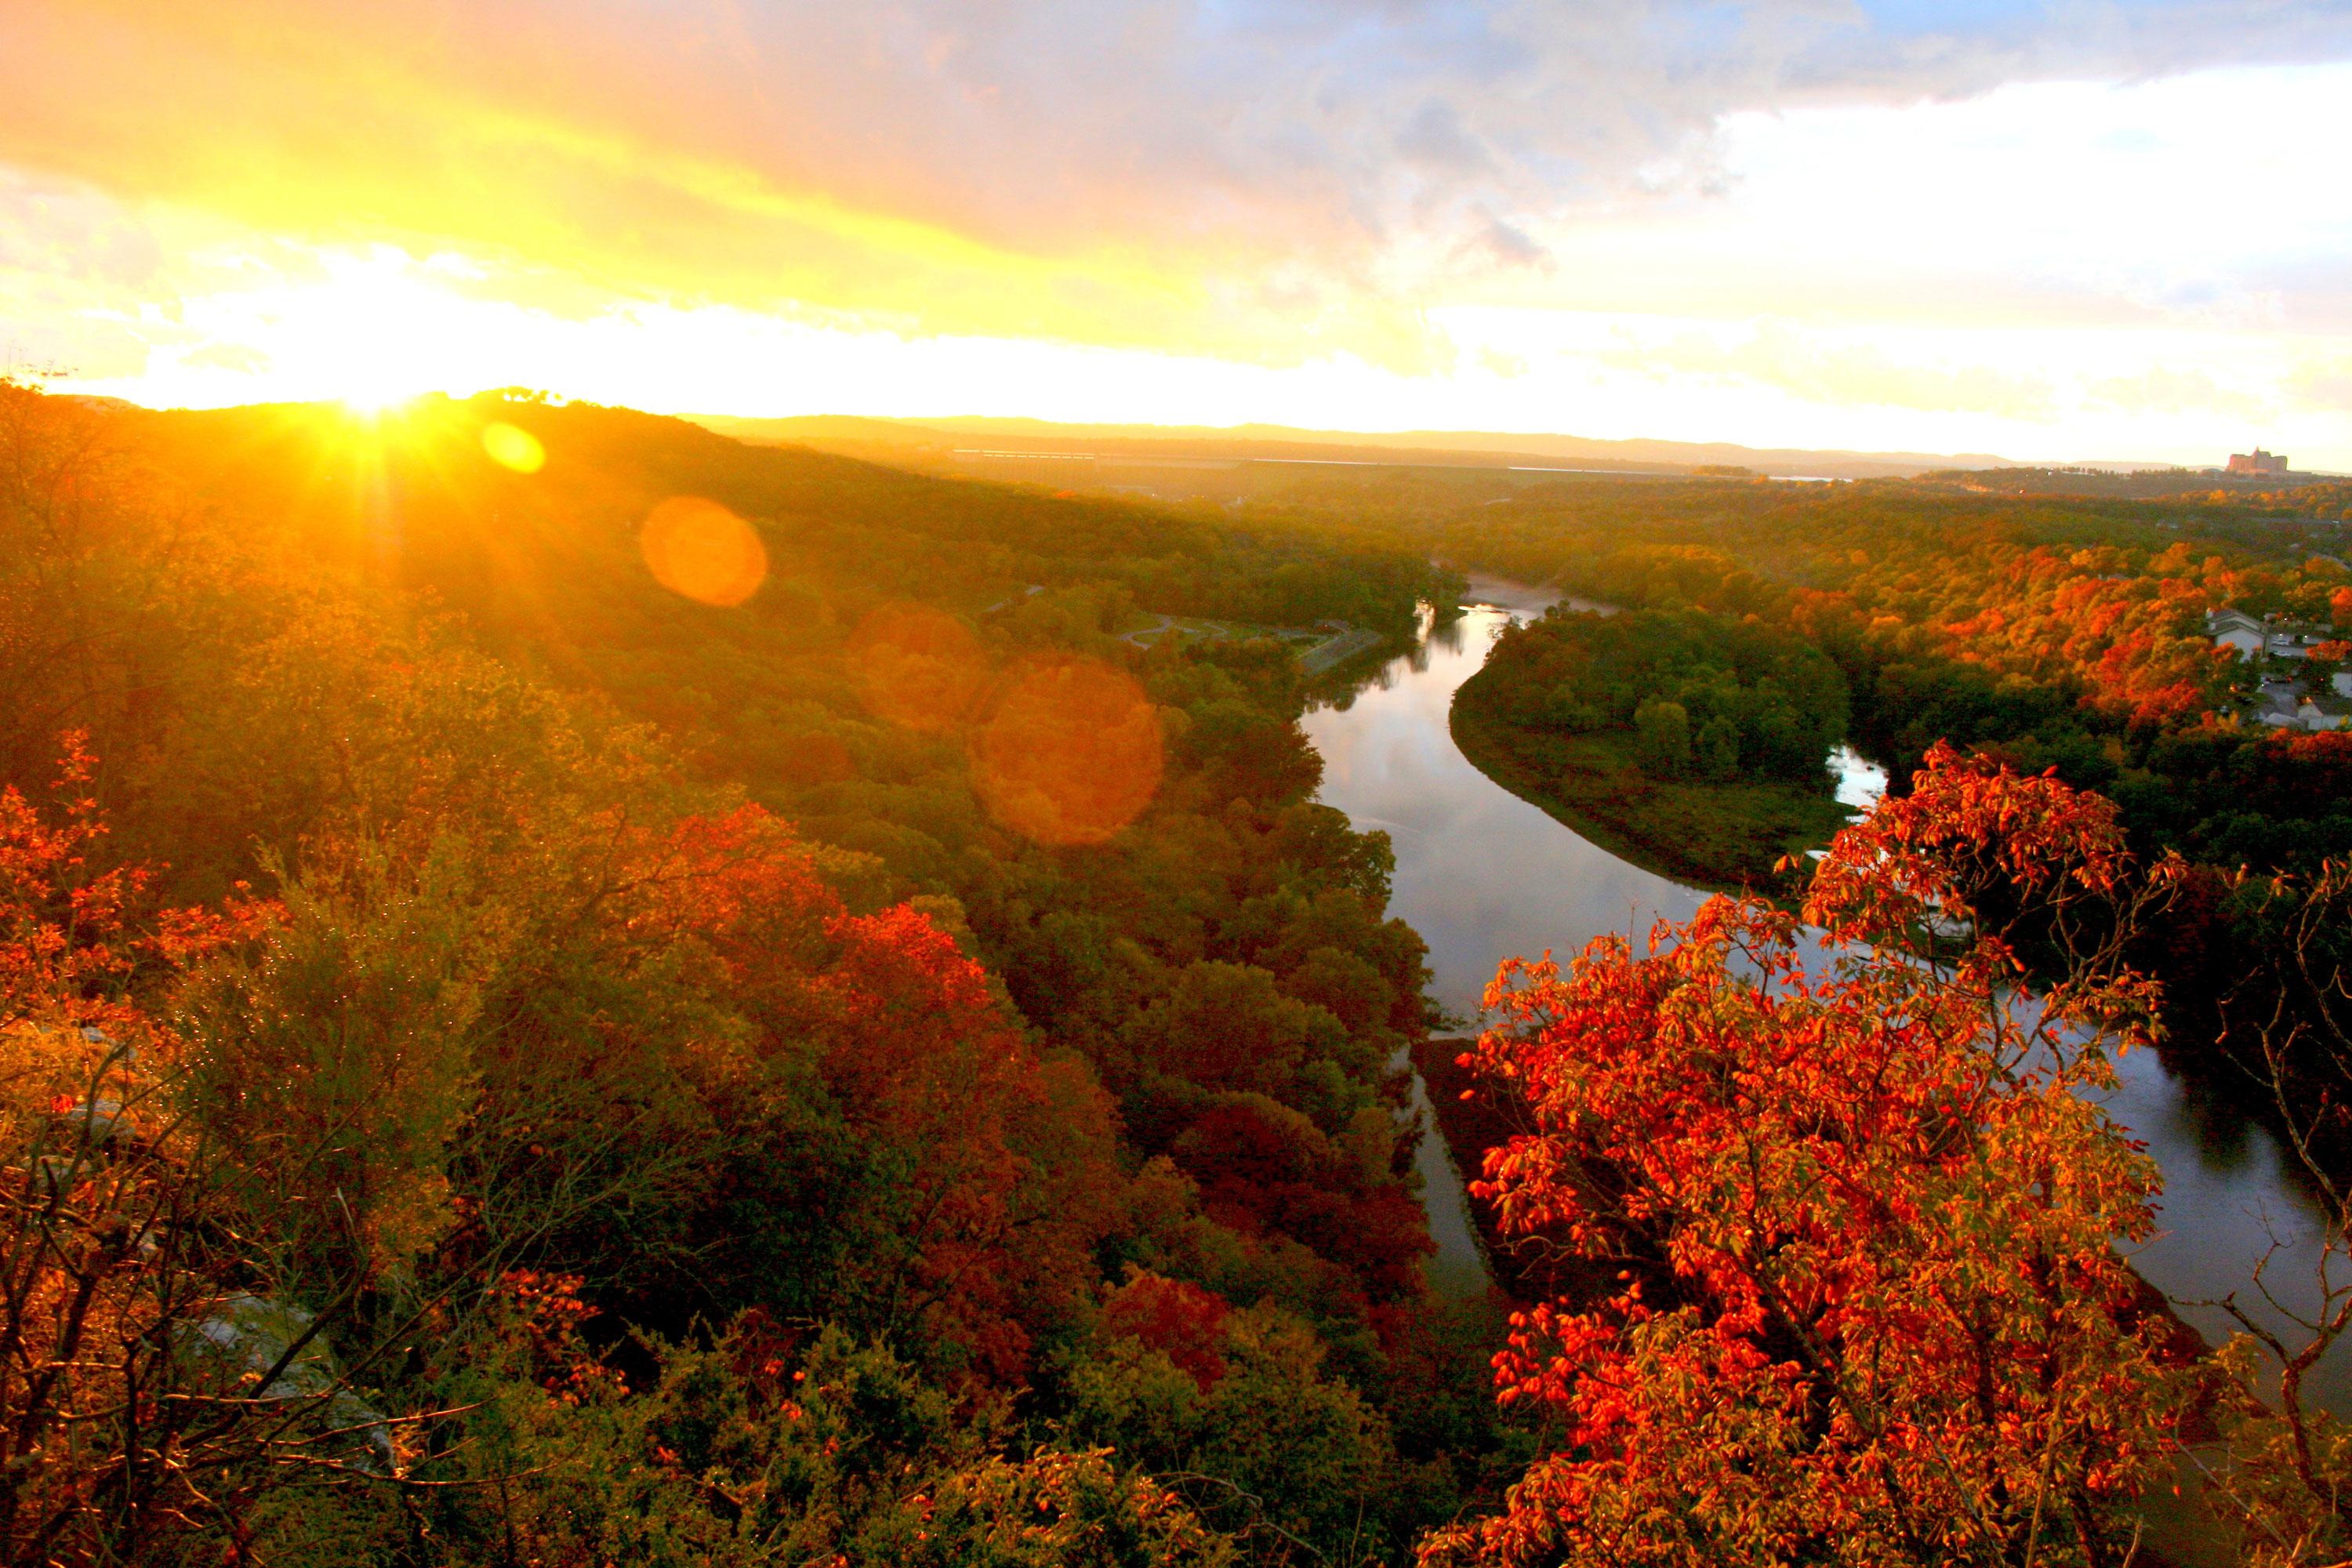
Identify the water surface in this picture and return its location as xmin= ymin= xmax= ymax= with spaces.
xmin=1303 ymin=583 xmax=1699 ymax=1027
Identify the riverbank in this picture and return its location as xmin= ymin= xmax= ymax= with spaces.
xmin=1410 ymin=1036 xmax=1614 ymax=1308
xmin=1325 ymin=590 xmax=2263 ymax=1566
xmin=1450 ymin=665 xmax=1853 ymax=893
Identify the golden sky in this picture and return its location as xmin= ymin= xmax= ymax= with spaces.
xmin=5 ymin=0 xmax=2351 ymax=466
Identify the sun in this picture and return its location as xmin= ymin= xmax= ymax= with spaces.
xmin=198 ymin=249 xmax=466 ymax=413
xmin=337 ymin=383 xmax=425 ymax=417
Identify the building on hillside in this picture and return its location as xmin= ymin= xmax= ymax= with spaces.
xmin=2228 ymin=448 xmax=2290 ymax=476
xmin=2258 ymin=681 xmax=2304 ymax=724
xmin=2208 ymin=608 xmax=2331 ymax=660
xmin=2209 ymin=608 xmax=2266 ymax=658
xmin=2252 ymin=678 xmax=2347 ymax=731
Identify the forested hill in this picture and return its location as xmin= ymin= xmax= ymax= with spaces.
xmin=126 ymin=392 xmax=1439 ymax=673
xmin=38 ymin=390 xmax=1450 ymax=889
xmin=691 ymin=410 xmax=2024 ymax=480
xmin=0 ymin=381 xmax=1502 ymax=1564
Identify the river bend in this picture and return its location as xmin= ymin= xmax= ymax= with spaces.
xmin=1304 ymin=576 xmax=2348 ymax=1409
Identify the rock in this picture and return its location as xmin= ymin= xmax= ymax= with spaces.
xmin=56 ymin=1097 xmax=129 ymax=1147
xmin=185 ymin=1294 xmax=397 ymax=1475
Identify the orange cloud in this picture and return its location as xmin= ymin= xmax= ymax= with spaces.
xmin=6 ymin=2 xmax=2350 ymax=466
xmin=0 ymin=0 xmax=1448 ymax=368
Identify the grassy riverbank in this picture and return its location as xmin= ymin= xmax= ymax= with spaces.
xmin=1451 ymin=662 xmax=1853 ymax=893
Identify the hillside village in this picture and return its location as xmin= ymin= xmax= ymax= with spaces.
xmin=2209 ymin=605 xmax=2352 ymax=731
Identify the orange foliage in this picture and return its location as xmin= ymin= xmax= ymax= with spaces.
xmin=1427 ymin=749 xmax=2185 ymax=1566
xmin=612 ymin=800 xmax=1121 ymax=1383
xmin=1103 ymin=1270 xmax=1232 ymax=1392
xmin=971 ymin=655 xmax=1163 ymax=845
xmin=638 ymin=495 xmax=768 ymax=608
xmin=0 ymin=732 xmax=266 ymax=1026
xmin=850 ymin=601 xmax=987 ymax=733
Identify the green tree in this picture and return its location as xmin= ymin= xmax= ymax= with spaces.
xmin=1066 ymin=1304 xmax=1407 ymax=1565
xmin=1632 ymin=699 xmax=1690 ymax=778
xmin=1694 ymin=716 xmax=1740 ymax=781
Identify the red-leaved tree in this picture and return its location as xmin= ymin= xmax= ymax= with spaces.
xmin=1424 ymin=745 xmax=2191 ymax=1568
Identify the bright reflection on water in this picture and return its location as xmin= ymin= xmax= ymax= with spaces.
xmin=1306 ymin=576 xmax=2347 ymax=1412
xmin=1831 ymin=746 xmax=1886 ymax=813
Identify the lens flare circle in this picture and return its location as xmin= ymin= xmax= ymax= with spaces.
xmin=971 ymin=656 xmax=1163 ymax=846
xmin=639 ymin=496 xmax=768 ymax=608
xmin=849 ymin=601 xmax=985 ymax=733
xmin=481 ymin=421 xmax=546 ymax=473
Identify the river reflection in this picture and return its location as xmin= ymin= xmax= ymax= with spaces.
xmin=1307 ymin=575 xmax=2348 ymax=1411
xmin=1303 ymin=583 xmax=1701 ymax=1025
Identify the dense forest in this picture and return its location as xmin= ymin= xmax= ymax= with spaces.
xmin=13 ymin=385 xmax=2352 ymax=1565
xmin=0 ymin=382 xmax=1518 ymax=1564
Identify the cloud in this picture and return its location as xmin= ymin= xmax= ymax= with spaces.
xmin=2 ymin=0 xmax=2344 ymax=366
xmin=180 ymin=339 xmax=271 ymax=374
xmin=0 ymin=169 xmax=163 ymax=287
xmin=2292 ymin=360 xmax=2352 ymax=413
xmin=1462 ymin=212 xmax=1552 ymax=270
xmin=1595 ymin=323 xmax=2061 ymax=419
xmin=1477 ymin=345 xmax=1529 ymax=378
xmin=1797 ymin=0 xmax=2352 ymax=98
xmin=2089 ymin=365 xmax=2267 ymax=418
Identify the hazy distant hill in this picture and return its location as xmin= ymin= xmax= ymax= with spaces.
xmin=688 ymin=412 xmax=2027 ymax=481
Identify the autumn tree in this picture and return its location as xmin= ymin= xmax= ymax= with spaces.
xmin=2188 ymin=858 xmax=2352 ymax=1564
xmin=1065 ymin=1288 xmax=1410 ymax=1565
xmin=1425 ymin=745 xmax=2193 ymax=1567
xmin=0 ymin=742 xmax=434 ymax=1563
xmin=434 ymin=1317 xmax=1241 ymax=1568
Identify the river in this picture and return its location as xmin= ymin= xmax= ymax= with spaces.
xmin=1302 ymin=576 xmax=2350 ymax=1416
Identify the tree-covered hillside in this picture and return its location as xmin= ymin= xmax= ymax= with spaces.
xmin=0 ymin=382 xmax=1501 ymax=1565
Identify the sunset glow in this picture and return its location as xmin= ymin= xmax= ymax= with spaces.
xmin=4 ymin=3 xmax=2350 ymax=463
xmin=16 ymin=7 xmax=2352 ymax=1555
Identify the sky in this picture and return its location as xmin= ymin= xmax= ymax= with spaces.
xmin=3 ymin=0 xmax=2350 ymax=466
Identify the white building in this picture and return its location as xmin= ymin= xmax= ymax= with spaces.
xmin=2209 ymin=608 xmax=2265 ymax=659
